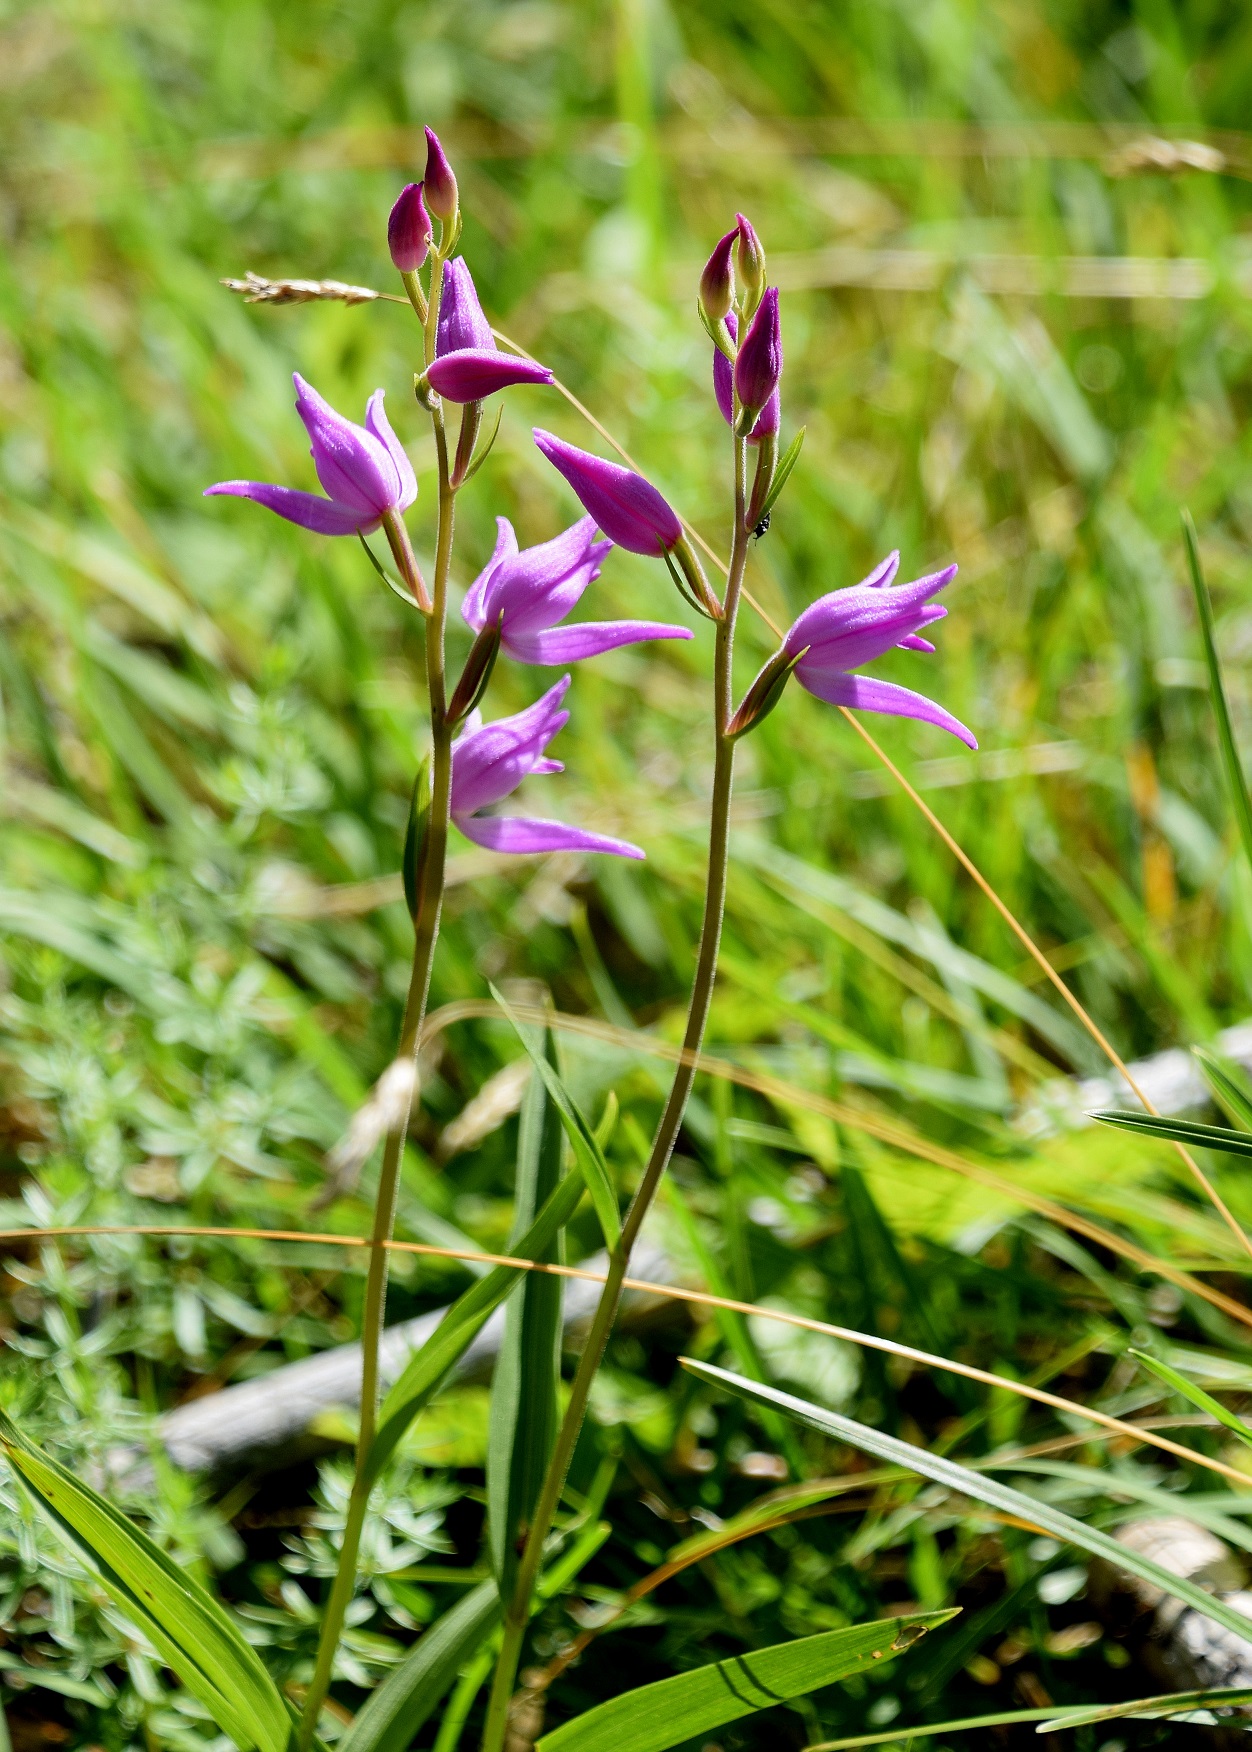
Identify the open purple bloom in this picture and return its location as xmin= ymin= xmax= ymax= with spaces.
xmin=463 ymin=515 xmax=693 ymax=665
xmin=426 ymin=258 xmax=553 ymax=403
xmin=532 ymin=431 xmax=683 ymax=557
xmin=713 ymin=313 xmax=779 ymax=442
xmin=204 ymin=374 xmax=416 ymax=536
xmin=451 ymin=676 xmax=644 ymax=858
xmin=782 ymin=555 xmax=976 ymax=747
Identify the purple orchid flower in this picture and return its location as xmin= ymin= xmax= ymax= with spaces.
xmin=204 ymin=374 xmax=416 ymax=536
xmin=451 ymin=676 xmax=644 ymax=858
xmin=462 ymin=515 xmax=693 ymax=664
xmin=425 ymin=258 xmax=554 ymax=403
xmin=388 ymin=182 xmax=431 ymax=273
xmin=713 ymin=313 xmax=779 ymax=441
xmin=532 ymin=431 xmax=683 ymax=557
xmin=782 ymin=553 xmax=976 ymax=747
xmin=423 ymin=125 xmax=458 ymax=223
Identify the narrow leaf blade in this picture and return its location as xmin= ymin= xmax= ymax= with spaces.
xmin=0 ymin=1412 xmax=290 ymax=1752
xmin=1183 ymin=508 xmax=1252 ymax=875
xmin=340 ymin=1578 xmax=500 ymax=1752
xmin=488 ymin=1013 xmax=565 ymax=1595
xmin=1194 ymin=1045 xmax=1252 ymax=1132
xmin=1129 ymin=1347 xmax=1252 ymax=1452
xmin=368 ymin=1161 xmax=586 ymax=1483
xmin=491 ymin=984 xmax=621 ymax=1248
xmin=756 ymin=425 xmax=805 ymax=523
xmin=681 ymin=1359 xmax=1252 ymax=1651
xmin=1091 ymin=1108 xmax=1252 ymax=1159
xmin=537 ymin=1611 xmax=955 ymax=1752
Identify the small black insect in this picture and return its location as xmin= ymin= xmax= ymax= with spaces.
xmin=752 ymin=510 xmax=771 ymax=539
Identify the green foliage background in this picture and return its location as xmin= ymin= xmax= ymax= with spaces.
xmin=6 ymin=0 xmax=1252 ymax=1747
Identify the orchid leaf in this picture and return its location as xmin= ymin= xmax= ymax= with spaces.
xmin=0 ymin=1410 xmax=293 ymax=1752
xmin=487 ymin=1011 xmax=565 ymax=1596
xmin=357 ymin=531 xmax=420 ymax=609
xmin=681 ymin=1359 xmax=1252 ymax=1649
xmin=537 ymin=1611 xmax=956 ymax=1752
xmin=368 ymin=1161 xmax=587 ymax=1485
xmin=1091 ymin=1108 xmax=1252 ymax=1158
xmin=491 ymin=983 xmax=621 ymax=1250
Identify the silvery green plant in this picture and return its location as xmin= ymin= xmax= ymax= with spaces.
xmin=0 ymin=129 xmax=976 ymax=1752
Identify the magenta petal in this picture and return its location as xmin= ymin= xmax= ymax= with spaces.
xmin=456 ymin=813 xmax=645 ymax=859
xmin=450 ymin=676 xmax=572 ymax=814
xmin=203 ymin=481 xmax=366 ymax=536
xmin=797 ymin=666 xmax=977 ymax=748
xmin=864 ymin=552 xmax=901 ymax=589
xmin=713 ymin=345 xmax=734 ymax=428
xmin=897 ymin=634 xmax=936 ymax=652
xmin=428 ymin=350 xmax=554 ymax=403
xmin=533 ymin=430 xmax=682 ymax=557
xmin=364 ymin=390 xmax=417 ymax=511
xmin=505 ymin=621 xmax=693 ymax=664
xmin=293 ymin=374 xmax=397 ymax=517
xmin=463 ymin=516 xmax=519 ymax=632
xmin=436 ymin=258 xmax=494 ymax=355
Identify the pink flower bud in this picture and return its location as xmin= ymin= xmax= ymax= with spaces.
xmin=734 ymin=213 xmax=766 ymax=317
xmin=699 ymin=226 xmax=737 ymax=323
xmin=388 ymin=182 xmax=431 ymax=273
xmin=733 ymin=288 xmax=782 ymax=431
xmin=423 ymin=126 xmax=458 ymax=222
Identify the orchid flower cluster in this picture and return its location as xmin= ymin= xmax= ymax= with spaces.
xmin=203 ymin=128 xmax=974 ymax=1752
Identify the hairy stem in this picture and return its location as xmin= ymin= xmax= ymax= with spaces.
xmin=297 ymin=261 xmax=455 ymax=1752
xmin=480 ymin=435 xmax=752 ymax=1752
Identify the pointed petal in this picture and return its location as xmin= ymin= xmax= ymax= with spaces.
xmin=463 ymin=516 xmax=518 ymax=632
xmin=427 ymin=350 xmax=554 ymax=403
xmin=863 ymin=551 xmax=901 ymax=589
xmin=365 ymin=390 xmax=417 ymax=511
xmin=533 ymin=430 xmax=682 ymax=557
xmin=897 ymin=634 xmax=936 ymax=652
xmin=456 ymin=813 xmax=645 ymax=859
xmin=797 ymin=667 xmax=976 ymax=748
xmin=505 ymin=620 xmax=693 ymax=664
xmin=203 ymin=480 xmax=366 ymax=535
xmin=450 ymin=676 xmax=572 ymax=814
xmin=479 ymin=515 xmax=607 ymax=634
xmin=293 ymin=374 xmax=399 ymax=517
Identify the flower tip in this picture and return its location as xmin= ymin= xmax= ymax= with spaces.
xmin=423 ymin=125 xmax=458 ymax=221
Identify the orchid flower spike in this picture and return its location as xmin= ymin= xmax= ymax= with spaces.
xmin=204 ymin=374 xmax=416 ymax=536
xmin=532 ymin=431 xmax=683 ymax=557
xmin=463 ymin=516 xmax=693 ymax=664
xmin=451 ymin=676 xmax=643 ymax=858
xmin=713 ymin=313 xmax=779 ymax=442
xmin=780 ymin=554 xmax=976 ymax=747
xmin=425 ymin=258 xmax=553 ymax=403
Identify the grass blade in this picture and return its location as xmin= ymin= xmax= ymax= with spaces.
xmin=1090 ymin=1108 xmax=1252 ymax=1159
xmin=1037 ymin=1684 xmax=1252 ymax=1731
xmin=536 ymin=1611 xmax=957 ymax=1752
xmin=488 ymin=1013 xmax=565 ymax=1596
xmin=801 ymin=1689 xmax=1252 ymax=1750
xmin=0 ymin=1410 xmax=292 ymax=1752
xmin=1183 ymin=508 xmax=1252 ymax=876
xmin=680 ymin=1359 xmax=1252 ymax=1649
xmin=1194 ymin=1045 xmax=1252 ymax=1131
xmin=367 ymin=1164 xmax=587 ymax=1485
xmin=339 ymin=1578 xmax=501 ymax=1752
xmin=1128 ymin=1347 xmax=1252 ymax=1452
xmin=492 ymin=983 xmax=621 ymax=1250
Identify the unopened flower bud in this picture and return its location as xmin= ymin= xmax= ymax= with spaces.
xmin=699 ymin=226 xmax=737 ymax=324
xmin=733 ymin=288 xmax=782 ymax=435
xmin=727 ymin=645 xmax=802 ymax=739
xmin=423 ymin=126 xmax=458 ymax=223
xmin=388 ymin=182 xmax=431 ymax=273
xmin=735 ymin=213 xmax=766 ymax=319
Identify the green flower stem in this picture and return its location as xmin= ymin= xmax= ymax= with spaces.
xmin=480 ymin=433 xmax=751 ymax=1752
xmin=296 ymin=262 xmax=456 ymax=1752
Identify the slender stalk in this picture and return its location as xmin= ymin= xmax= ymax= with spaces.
xmin=297 ymin=257 xmax=456 ymax=1752
xmin=480 ymin=434 xmax=752 ymax=1752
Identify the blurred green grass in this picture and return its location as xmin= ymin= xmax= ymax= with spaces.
xmin=9 ymin=0 xmax=1252 ymax=1746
